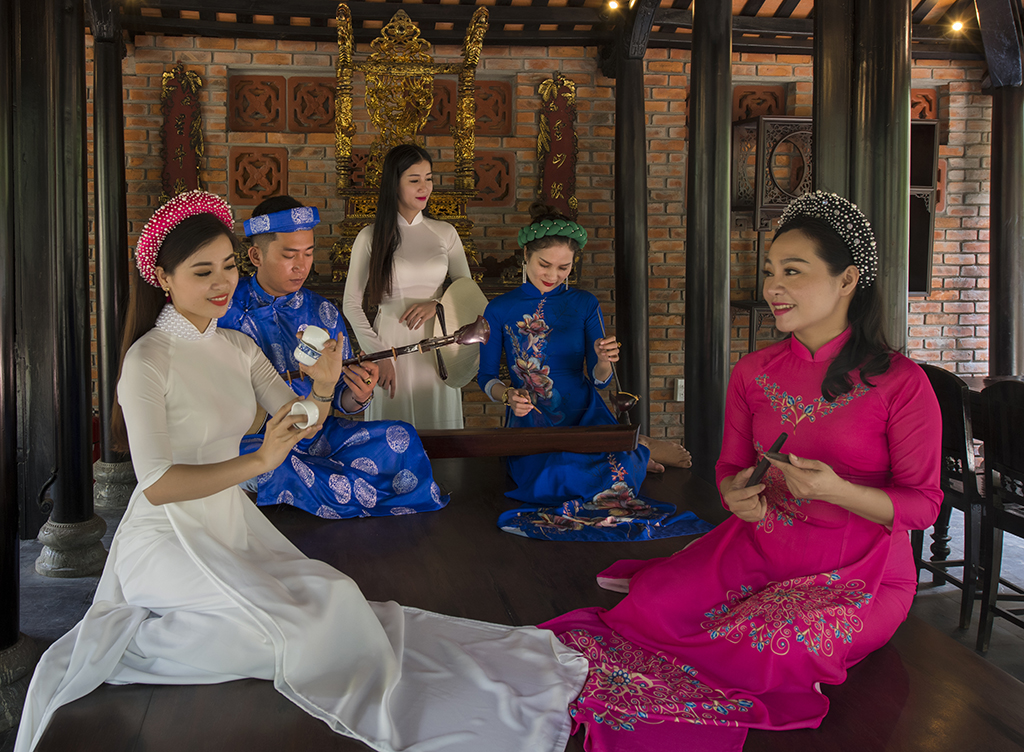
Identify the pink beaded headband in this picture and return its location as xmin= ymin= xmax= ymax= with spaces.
xmin=135 ymin=190 xmax=235 ymax=287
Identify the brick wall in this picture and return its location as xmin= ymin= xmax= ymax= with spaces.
xmin=84 ymin=34 xmax=992 ymax=439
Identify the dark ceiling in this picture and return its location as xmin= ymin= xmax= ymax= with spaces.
xmin=113 ymin=0 xmax=984 ymax=58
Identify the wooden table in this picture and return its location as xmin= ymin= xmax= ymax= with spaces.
xmin=36 ymin=459 xmax=1024 ymax=752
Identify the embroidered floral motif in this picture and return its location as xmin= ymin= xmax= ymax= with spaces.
xmin=585 ymin=481 xmax=664 ymax=521
xmin=558 ymin=629 xmax=754 ymax=730
xmin=756 ymin=374 xmax=869 ymax=430
xmin=702 ymin=572 xmax=872 ymax=657
xmin=508 ymin=298 xmax=555 ymax=401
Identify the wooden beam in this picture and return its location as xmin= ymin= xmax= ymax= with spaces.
xmin=119 ymin=14 xmax=614 ymax=44
xmin=974 ymin=0 xmax=1023 ymax=88
xmin=132 ymin=0 xmax=607 ymax=26
xmin=417 ymin=424 xmax=640 ymax=459
xmin=625 ymin=0 xmax=659 ymax=58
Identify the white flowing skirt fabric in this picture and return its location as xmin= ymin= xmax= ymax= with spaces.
xmin=16 ymin=486 xmax=587 ymax=752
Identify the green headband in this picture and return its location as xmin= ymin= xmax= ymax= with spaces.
xmin=517 ymin=217 xmax=588 ymax=250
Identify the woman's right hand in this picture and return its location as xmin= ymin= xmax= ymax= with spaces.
xmin=377 ymin=359 xmax=397 ymax=399
xmin=506 ymin=388 xmax=534 ymax=418
xmin=720 ymin=467 xmax=767 ymax=523
xmin=254 ymin=400 xmax=318 ymax=472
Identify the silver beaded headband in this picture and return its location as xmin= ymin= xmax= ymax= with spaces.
xmin=777 ymin=191 xmax=878 ymax=288
xmin=518 ymin=217 xmax=588 ymax=250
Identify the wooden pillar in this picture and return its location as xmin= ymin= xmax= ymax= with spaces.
xmin=15 ymin=0 xmax=105 ymax=574
xmin=850 ymin=0 xmax=911 ymax=351
xmin=88 ymin=0 xmax=136 ymax=507
xmin=684 ymin=0 xmax=731 ymax=482
xmin=975 ymin=0 xmax=1024 ymax=375
xmin=989 ymin=86 xmax=1024 ymax=375
xmin=89 ymin=0 xmax=129 ymax=463
xmin=1 ymin=0 xmax=38 ymax=732
xmin=614 ymin=56 xmax=650 ymax=434
xmin=0 ymin=0 xmax=19 ymax=655
xmin=813 ymin=0 xmax=853 ymax=196
xmin=612 ymin=0 xmax=657 ymax=434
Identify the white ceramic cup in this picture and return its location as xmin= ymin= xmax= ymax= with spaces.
xmin=294 ymin=325 xmax=330 ymax=367
xmin=289 ymin=399 xmax=320 ymax=429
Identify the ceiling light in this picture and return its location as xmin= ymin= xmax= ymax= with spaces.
xmin=608 ymin=1 xmax=619 ymax=8
xmin=952 ymin=20 xmax=964 ymax=31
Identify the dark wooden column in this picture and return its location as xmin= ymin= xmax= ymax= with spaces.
xmin=89 ymin=0 xmax=129 ymax=463
xmin=613 ymin=0 xmax=657 ymax=434
xmin=15 ymin=0 xmax=105 ymax=574
xmin=976 ymin=0 xmax=1024 ymax=375
xmin=813 ymin=0 xmax=853 ymax=196
xmin=684 ymin=0 xmax=732 ymax=483
xmin=1 ymin=0 xmax=38 ymax=730
xmin=990 ymin=89 xmax=1024 ymax=375
xmin=88 ymin=0 xmax=136 ymax=507
xmin=849 ymin=0 xmax=911 ymax=350
xmin=1 ymin=0 xmax=19 ymax=654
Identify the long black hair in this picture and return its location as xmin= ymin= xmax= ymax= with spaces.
xmin=111 ymin=213 xmax=241 ymax=451
xmin=366 ymin=144 xmax=433 ymax=308
xmin=773 ymin=215 xmax=891 ymax=401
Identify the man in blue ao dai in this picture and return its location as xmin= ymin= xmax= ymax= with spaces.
xmin=218 ymin=196 xmax=447 ymax=518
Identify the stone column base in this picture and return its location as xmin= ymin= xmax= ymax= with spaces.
xmin=0 ymin=634 xmax=38 ymax=733
xmin=93 ymin=459 xmax=136 ymax=509
xmin=35 ymin=513 xmax=107 ymax=578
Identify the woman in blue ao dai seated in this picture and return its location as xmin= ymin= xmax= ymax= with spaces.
xmin=477 ymin=203 xmax=707 ymax=542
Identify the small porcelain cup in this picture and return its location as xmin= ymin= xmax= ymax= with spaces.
xmin=294 ymin=325 xmax=330 ymax=366
xmin=289 ymin=399 xmax=320 ymax=430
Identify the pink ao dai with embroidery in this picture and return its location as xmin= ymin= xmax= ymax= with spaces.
xmin=541 ymin=328 xmax=942 ymax=752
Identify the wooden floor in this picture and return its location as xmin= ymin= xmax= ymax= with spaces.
xmin=36 ymin=459 xmax=1024 ymax=752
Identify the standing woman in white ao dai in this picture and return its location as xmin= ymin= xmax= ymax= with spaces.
xmin=343 ymin=144 xmax=471 ymax=430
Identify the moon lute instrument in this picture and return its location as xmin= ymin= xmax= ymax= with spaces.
xmin=342 ymin=315 xmax=490 ymax=368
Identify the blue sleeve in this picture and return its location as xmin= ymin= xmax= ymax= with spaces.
xmin=583 ymin=295 xmax=611 ymax=387
xmin=477 ymin=299 xmax=504 ymax=397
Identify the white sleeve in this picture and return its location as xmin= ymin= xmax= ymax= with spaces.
xmin=248 ymin=338 xmax=296 ymax=416
xmin=446 ymin=224 xmax=472 ymax=281
xmin=117 ymin=342 xmax=174 ymax=494
xmin=342 ymin=227 xmax=387 ymax=354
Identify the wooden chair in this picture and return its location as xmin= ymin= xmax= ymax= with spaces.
xmin=977 ymin=380 xmax=1024 ymax=652
xmin=911 ymin=363 xmax=984 ymax=630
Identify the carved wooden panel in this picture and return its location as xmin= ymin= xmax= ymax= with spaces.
xmin=229 ymin=146 xmax=288 ymax=205
xmin=288 ymin=76 xmax=336 ymax=133
xmin=732 ymin=86 xmax=786 ymax=122
xmin=470 ymin=151 xmax=515 ymax=207
xmin=421 ymin=79 xmax=513 ymax=137
xmin=228 ymin=75 xmax=286 ymax=132
xmin=349 ymin=149 xmax=370 ymax=189
xmin=912 ymin=89 xmax=938 ymax=120
xmin=475 ymin=81 xmax=512 ymax=136
xmin=422 ymin=80 xmax=457 ymax=136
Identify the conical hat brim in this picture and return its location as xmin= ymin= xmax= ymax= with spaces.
xmin=436 ymin=277 xmax=489 ymax=388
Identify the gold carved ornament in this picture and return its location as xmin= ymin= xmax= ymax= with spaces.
xmin=331 ymin=4 xmax=489 ymax=282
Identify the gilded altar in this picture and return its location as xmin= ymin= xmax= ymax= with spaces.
xmin=331 ymin=3 xmax=488 ymax=282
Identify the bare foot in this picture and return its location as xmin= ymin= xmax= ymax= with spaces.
xmin=640 ymin=436 xmax=693 ymax=468
xmin=646 ymin=458 xmax=666 ymax=474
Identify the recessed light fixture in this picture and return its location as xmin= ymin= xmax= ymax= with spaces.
xmin=608 ymin=1 xmax=619 ymax=8
xmin=952 ymin=20 xmax=964 ymax=31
